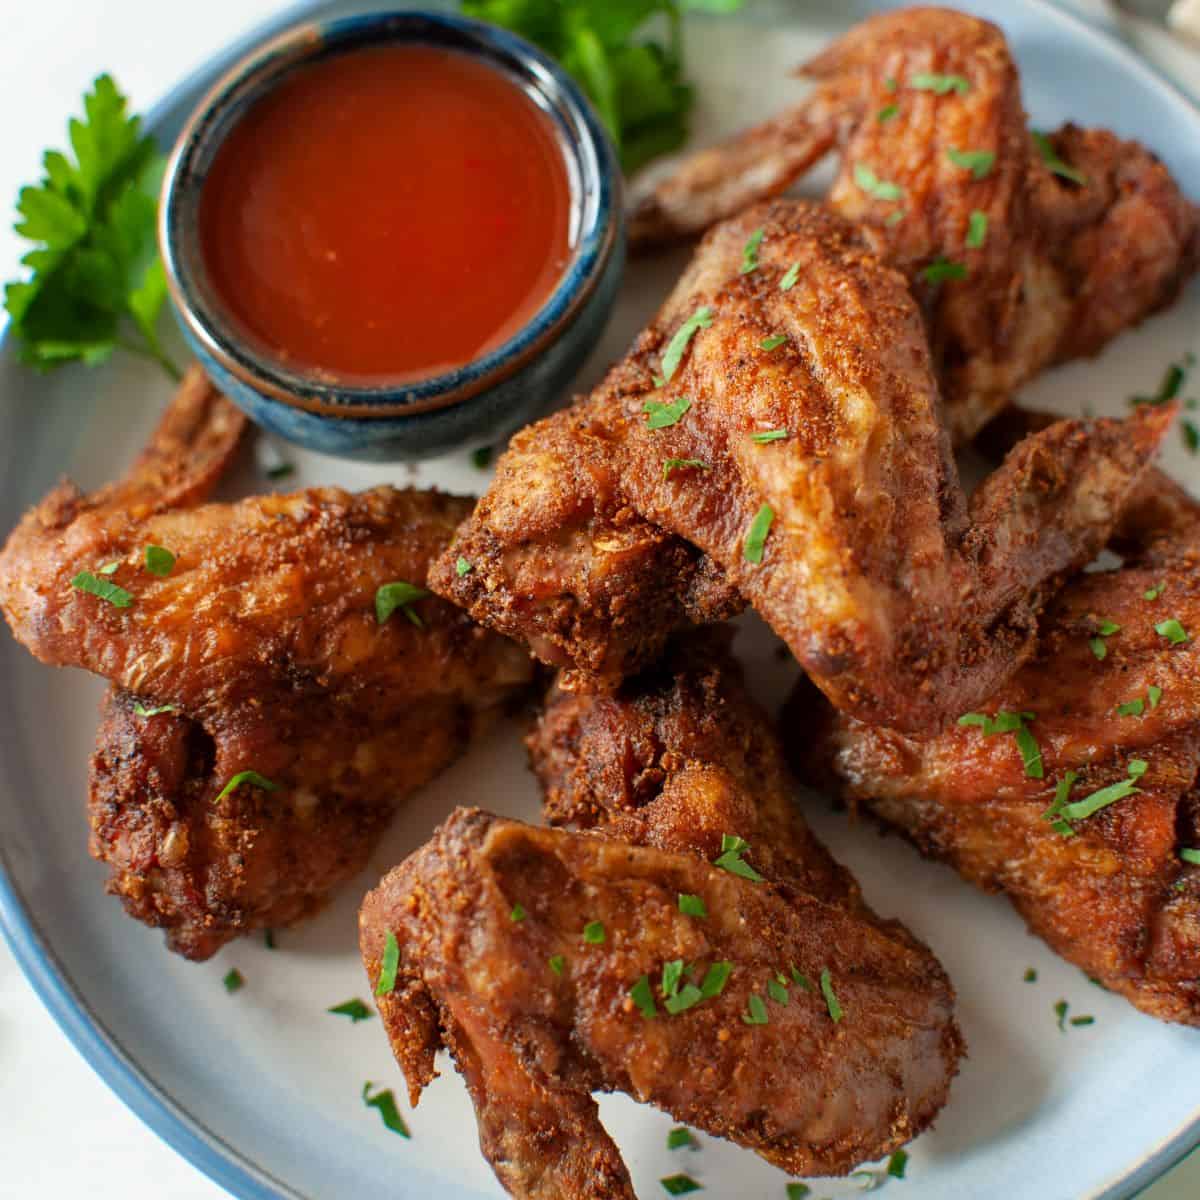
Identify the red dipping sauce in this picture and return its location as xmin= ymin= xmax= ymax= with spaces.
xmin=198 ymin=45 xmax=573 ymax=382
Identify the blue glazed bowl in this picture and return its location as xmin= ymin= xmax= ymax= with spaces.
xmin=159 ymin=10 xmax=624 ymax=461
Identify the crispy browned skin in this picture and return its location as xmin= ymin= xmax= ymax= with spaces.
xmin=0 ymin=373 xmax=533 ymax=958
xmin=432 ymin=200 xmax=1170 ymax=729
xmin=628 ymin=7 xmax=1200 ymax=442
xmin=361 ymin=806 xmax=962 ymax=1197
xmin=789 ymin=482 xmax=1200 ymax=1023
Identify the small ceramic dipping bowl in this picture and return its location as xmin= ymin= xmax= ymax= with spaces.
xmin=160 ymin=10 xmax=624 ymax=461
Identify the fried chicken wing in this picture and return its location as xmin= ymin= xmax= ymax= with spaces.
xmin=433 ymin=200 xmax=1170 ymax=729
xmin=0 ymin=372 xmax=534 ymax=957
xmin=788 ymin=474 xmax=1200 ymax=1023
xmin=629 ymin=7 xmax=1200 ymax=442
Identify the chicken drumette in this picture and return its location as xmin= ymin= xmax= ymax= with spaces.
xmin=788 ymin=460 xmax=1200 ymax=1024
xmin=629 ymin=7 xmax=1200 ymax=441
xmin=432 ymin=200 xmax=1170 ymax=728
xmin=361 ymin=634 xmax=962 ymax=1197
xmin=0 ymin=370 xmax=533 ymax=958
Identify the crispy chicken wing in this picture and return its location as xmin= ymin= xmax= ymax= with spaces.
xmin=432 ymin=201 xmax=1170 ymax=729
xmin=629 ymin=7 xmax=1200 ymax=442
xmin=788 ymin=472 xmax=1200 ymax=1023
xmin=0 ymin=371 xmax=533 ymax=958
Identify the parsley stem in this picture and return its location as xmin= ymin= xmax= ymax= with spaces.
xmin=117 ymin=334 xmax=182 ymax=382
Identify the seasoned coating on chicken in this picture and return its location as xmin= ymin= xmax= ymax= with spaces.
xmin=0 ymin=373 xmax=534 ymax=958
xmin=788 ymin=482 xmax=1200 ymax=1023
xmin=433 ymin=200 xmax=1171 ymax=729
xmin=361 ymin=808 xmax=963 ymax=1195
xmin=628 ymin=8 xmax=1200 ymax=442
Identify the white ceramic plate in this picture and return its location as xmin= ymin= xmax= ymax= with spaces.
xmin=2 ymin=2 xmax=1199 ymax=1198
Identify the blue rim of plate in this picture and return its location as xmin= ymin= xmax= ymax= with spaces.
xmin=0 ymin=2 xmax=1199 ymax=1198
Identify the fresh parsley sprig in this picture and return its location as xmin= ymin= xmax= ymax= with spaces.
xmin=4 ymin=75 xmax=180 ymax=379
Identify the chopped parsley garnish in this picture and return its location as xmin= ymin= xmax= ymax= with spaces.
xmin=455 ymin=557 xmax=472 ymax=577
xmin=885 ymin=76 xmax=898 ymax=92
xmin=853 ymin=162 xmax=903 ymax=202
xmin=662 ymin=457 xmax=708 ymax=481
xmin=222 ymin=968 xmax=244 ymax=993
xmin=661 ymin=306 xmax=713 ymax=382
xmin=1149 ymin=685 xmax=1163 ymax=709
xmin=958 ymin=710 xmax=1042 ymax=778
xmin=742 ymin=993 xmax=769 ymax=1025
xmin=743 ymin=503 xmax=775 ymax=565
xmin=630 ymin=973 xmax=657 ymax=1018
xmin=779 ymin=262 xmax=801 ymax=291
xmin=740 ymin=227 xmax=765 ymax=275
xmin=1060 ymin=762 xmax=1147 ymax=823
xmin=700 ymin=961 xmax=732 ymax=998
xmin=820 ymin=968 xmax=843 ymax=1022
xmin=665 ymin=984 xmax=705 ymax=1015
xmin=1144 ymin=582 xmax=1166 ymax=601
xmin=644 ymin=394 xmax=692 ymax=430
xmin=767 ymin=977 xmax=789 ymax=1005
xmin=1071 ymin=1015 xmax=1095 ymax=1027
xmin=947 ymin=147 xmax=995 ymax=179
xmin=1130 ymin=357 xmax=1189 ymax=408
xmin=786 ymin=1186 xmax=812 ymax=1200
xmin=549 ymin=955 xmax=566 ymax=976
xmin=888 ymin=1150 xmax=909 ymax=1179
xmin=375 ymin=931 xmax=400 ymax=996
xmin=375 ymin=580 xmax=429 ymax=627
xmin=133 ymin=701 xmax=178 ymax=717
xmin=144 ymin=545 xmax=175 ymax=576
xmin=678 ymin=893 xmax=707 ymax=918
xmin=1183 ymin=420 xmax=1199 ymax=454
xmin=662 ymin=959 xmax=685 ymax=998
xmin=751 ymin=428 xmax=788 ymax=443
xmin=1024 ymin=967 xmax=1038 ymax=983
xmin=510 ymin=903 xmax=528 ymax=922
xmin=877 ymin=102 xmax=899 ymax=122
xmin=966 ymin=210 xmax=988 ymax=248
xmin=1180 ymin=848 xmax=1200 ymax=865
xmin=1054 ymin=999 xmax=1069 ymax=1031
xmin=714 ymin=833 xmax=765 ymax=881
xmin=71 ymin=570 xmax=133 ymax=608
xmin=790 ymin=966 xmax=813 ymax=991
xmin=471 ymin=445 xmax=492 ymax=470
xmin=922 ymin=257 xmax=968 ymax=284
xmin=760 ymin=334 xmax=788 ymax=352
xmin=911 ymin=72 xmax=971 ymax=94
xmin=667 ymin=1127 xmax=699 ymax=1151
xmin=660 ymin=1175 xmax=702 ymax=1196
xmin=328 ymin=998 xmax=373 ymax=1022
xmin=214 ymin=770 xmax=280 ymax=804
xmin=1032 ymin=130 xmax=1087 ymax=185
xmin=885 ymin=209 xmax=906 ymax=226
xmin=1156 ymin=618 xmax=1190 ymax=645
xmin=362 ymin=1082 xmax=410 ymax=1138
xmin=1089 ymin=619 xmax=1121 ymax=658
xmin=265 ymin=461 xmax=294 ymax=481
xmin=98 ymin=561 xmax=120 ymax=575
xmin=583 ymin=920 xmax=606 ymax=944
xmin=1043 ymin=771 xmax=1078 ymax=836
xmin=1116 ymin=698 xmax=1145 ymax=718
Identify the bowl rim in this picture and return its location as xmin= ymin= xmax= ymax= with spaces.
xmin=159 ymin=8 xmax=621 ymax=420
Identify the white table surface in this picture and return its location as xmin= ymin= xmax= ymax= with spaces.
xmin=1 ymin=2 xmax=1198 ymax=1197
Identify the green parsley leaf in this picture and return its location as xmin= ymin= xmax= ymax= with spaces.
xmin=1130 ymin=359 xmax=1188 ymax=408
xmin=1089 ymin=637 xmax=1108 ymax=661
xmin=885 ymin=209 xmax=906 ymax=226
xmin=328 ymin=998 xmax=373 ymax=1022
xmin=667 ymin=1127 xmax=699 ymax=1151
xmin=132 ymin=701 xmax=178 ymax=717
xmin=471 ymin=445 xmax=492 ymax=470
xmin=644 ymin=394 xmax=692 ymax=430
xmin=1042 ymin=770 xmax=1079 ymax=837
xmin=1157 ymin=618 xmax=1190 ymax=645
xmin=662 ymin=959 xmax=685 ymax=998
xmin=549 ymin=954 xmax=566 ymax=976
xmin=910 ymin=72 xmax=970 ymax=94
xmin=853 ymin=162 xmax=903 ymax=202
xmin=265 ymin=462 xmax=294 ymax=481
xmin=144 ymin=544 xmax=174 ymax=576
xmin=663 ymin=457 xmax=708 ymax=480
xmin=700 ymin=961 xmax=732 ymax=999
xmin=1145 ymin=581 xmax=1166 ymax=601
xmin=661 ymin=307 xmax=713 ymax=382
xmin=1098 ymin=620 xmax=1122 ymax=635
xmin=760 ymin=334 xmax=788 ymax=352
xmin=960 ymin=710 xmax=1041 ymax=777
xmin=375 ymin=580 xmax=429 ymax=627
xmin=922 ymin=257 xmax=969 ymax=284
xmin=1183 ymin=420 xmax=1199 ymax=453
xmin=888 ymin=1150 xmax=908 ymax=1179
xmin=1032 ymin=130 xmax=1087 ymax=185
xmin=678 ymin=893 xmax=707 ymax=918
xmin=1180 ymin=849 xmax=1200 ymax=865
xmin=947 ymin=147 xmax=995 ymax=179
xmin=1062 ymin=776 xmax=1140 ymax=822
xmin=665 ymin=983 xmax=705 ymax=1014
xmin=222 ymin=968 xmax=244 ymax=993
xmin=362 ymin=1082 xmax=410 ymax=1138
xmin=786 ymin=1185 xmax=812 ymax=1200
xmin=1116 ymin=698 xmax=1145 ymax=718
xmin=375 ymin=931 xmax=400 ymax=996
xmin=742 ymin=993 xmax=769 ymax=1025
xmin=71 ymin=570 xmax=133 ymax=608
xmin=743 ymin=503 xmax=775 ymax=564
xmin=1055 ymin=999 xmax=1069 ymax=1030
xmin=631 ymin=973 xmax=657 ymax=1019
xmin=98 ymin=560 xmax=120 ymax=575
xmin=1148 ymin=685 xmax=1163 ymax=709
xmin=714 ymin=833 xmax=765 ymax=881
xmin=877 ymin=102 xmax=899 ymax=122
xmin=583 ymin=920 xmax=606 ymax=944
xmin=767 ymin=978 xmax=790 ymax=1005
xmin=1070 ymin=1015 xmax=1095 ymax=1027
xmin=214 ymin=770 xmax=280 ymax=804
xmin=751 ymin=428 xmax=788 ymax=443
xmin=740 ymin=227 xmax=765 ymax=274
xmin=779 ymin=262 xmax=801 ymax=291
xmin=660 ymin=1175 xmax=702 ymax=1196
xmin=1015 ymin=725 xmax=1044 ymax=779
xmin=1024 ymin=967 xmax=1038 ymax=982
xmin=790 ymin=966 xmax=814 ymax=991
xmin=820 ymin=968 xmax=843 ymax=1023
xmin=966 ymin=209 xmax=988 ymax=248
xmin=510 ymin=903 xmax=528 ymax=922
xmin=455 ymin=557 xmax=472 ymax=577
xmin=1130 ymin=759 xmax=1149 ymax=777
